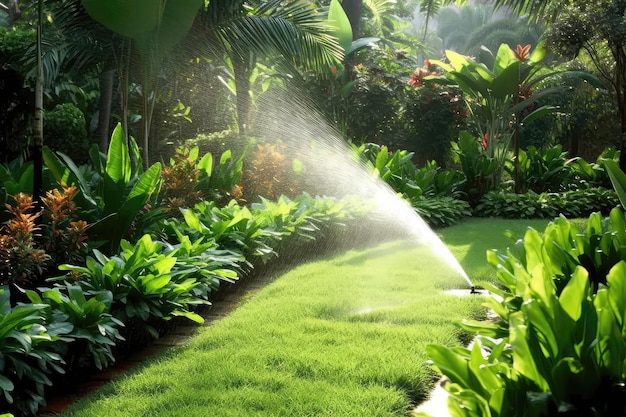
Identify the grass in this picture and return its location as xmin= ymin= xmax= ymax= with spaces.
xmin=59 ymin=218 xmax=555 ymax=417
xmin=437 ymin=217 xmax=554 ymax=286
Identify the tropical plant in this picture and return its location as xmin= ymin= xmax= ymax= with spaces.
xmin=425 ymin=261 xmax=626 ymax=417
xmin=43 ymin=123 xmax=162 ymax=254
xmin=505 ymin=145 xmax=569 ymax=193
xmin=0 ymin=193 xmax=50 ymax=291
xmin=56 ymin=234 xmax=206 ymax=341
xmin=25 ymin=284 xmax=124 ymax=372
xmin=0 ymin=287 xmax=64 ymax=416
xmin=428 ymin=43 xmax=600 ymax=190
xmin=200 ymin=0 xmax=343 ymax=135
xmin=476 ymin=188 xmax=619 ymax=219
xmin=450 ymin=131 xmax=498 ymax=204
xmin=242 ymin=143 xmax=298 ymax=201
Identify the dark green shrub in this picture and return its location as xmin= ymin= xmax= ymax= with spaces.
xmin=0 ymin=287 xmax=64 ymax=416
xmin=44 ymin=103 xmax=90 ymax=165
xmin=506 ymin=145 xmax=569 ymax=193
xmin=26 ymin=284 xmax=124 ymax=372
xmin=476 ymin=188 xmax=619 ymax=219
xmin=410 ymin=196 xmax=471 ymax=228
xmin=406 ymin=79 xmax=467 ymax=166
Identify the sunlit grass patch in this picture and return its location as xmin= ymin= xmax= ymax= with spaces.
xmin=61 ymin=220 xmax=544 ymax=417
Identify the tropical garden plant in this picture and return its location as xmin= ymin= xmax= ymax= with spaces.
xmin=421 ymin=155 xmax=626 ymax=417
xmin=427 ymin=42 xmax=601 ymax=194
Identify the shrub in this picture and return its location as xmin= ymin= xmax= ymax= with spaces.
xmin=426 ymin=262 xmax=626 ymax=417
xmin=424 ymin=200 xmax=626 ymax=417
xmin=0 ymin=287 xmax=64 ymax=416
xmin=410 ymin=196 xmax=471 ymax=228
xmin=57 ymin=235 xmax=207 ymax=342
xmin=476 ymin=188 xmax=619 ymax=219
xmin=506 ymin=145 xmax=569 ymax=193
xmin=352 ymin=143 xmax=470 ymax=225
xmin=242 ymin=142 xmax=301 ymax=201
xmin=44 ymin=103 xmax=90 ymax=165
xmin=25 ymin=284 xmax=124 ymax=372
xmin=0 ymin=188 xmax=89 ymax=293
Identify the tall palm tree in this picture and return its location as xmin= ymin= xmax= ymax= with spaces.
xmin=436 ymin=4 xmax=492 ymax=53
xmin=199 ymin=0 xmax=343 ymax=135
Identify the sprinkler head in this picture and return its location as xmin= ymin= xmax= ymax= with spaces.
xmin=470 ymin=286 xmax=478 ymax=294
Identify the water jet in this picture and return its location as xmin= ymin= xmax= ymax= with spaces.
xmin=252 ymin=90 xmax=476 ymax=292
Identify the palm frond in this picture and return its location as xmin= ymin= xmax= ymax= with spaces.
xmin=207 ymin=0 xmax=343 ymax=74
xmin=492 ymin=0 xmax=561 ymax=23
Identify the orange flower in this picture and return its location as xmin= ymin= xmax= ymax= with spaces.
xmin=513 ymin=44 xmax=531 ymax=61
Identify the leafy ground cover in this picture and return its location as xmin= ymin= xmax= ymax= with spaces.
xmin=58 ymin=218 xmax=553 ymax=417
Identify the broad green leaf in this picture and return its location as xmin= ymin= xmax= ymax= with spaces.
xmin=510 ymin=311 xmax=549 ymax=390
xmin=141 ymin=274 xmax=171 ymax=294
xmin=67 ymin=285 xmax=87 ymax=306
xmin=426 ymin=344 xmax=473 ymax=388
xmin=345 ymin=37 xmax=379 ymax=56
xmin=559 ymin=266 xmax=589 ymax=321
xmin=604 ymin=159 xmax=626 ymax=210
xmin=171 ymin=310 xmax=204 ymax=324
xmin=133 ymin=0 xmax=203 ymax=58
xmin=106 ymin=123 xmax=131 ymax=184
xmin=81 ymin=0 xmax=159 ymax=38
xmin=529 ymin=42 xmax=547 ymax=64
xmin=328 ymin=0 xmax=352 ymax=52
xmin=183 ymin=209 xmax=202 ymax=232
xmin=607 ymin=261 xmax=626 ymax=329
xmin=0 ymin=374 xmax=14 ymax=392
xmin=493 ymin=43 xmax=517 ymax=77
xmin=521 ymin=105 xmax=560 ymax=125
xmin=125 ymin=163 xmax=161 ymax=202
xmin=198 ymin=153 xmax=213 ymax=175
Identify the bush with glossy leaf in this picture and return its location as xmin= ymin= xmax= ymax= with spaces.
xmin=423 ymin=261 xmax=626 ymax=417
xmin=476 ymin=188 xmax=619 ymax=219
xmin=57 ymin=235 xmax=207 ymax=342
xmin=0 ymin=288 xmax=64 ymax=416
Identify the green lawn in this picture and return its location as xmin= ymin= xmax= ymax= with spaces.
xmin=60 ymin=218 xmax=553 ymax=417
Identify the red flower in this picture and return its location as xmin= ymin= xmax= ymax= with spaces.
xmin=513 ymin=44 xmax=531 ymax=61
xmin=332 ymin=66 xmax=337 ymax=77
xmin=482 ymin=133 xmax=488 ymax=150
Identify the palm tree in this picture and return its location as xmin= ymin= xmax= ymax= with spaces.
xmin=199 ymin=0 xmax=343 ymax=135
xmin=436 ymin=4 xmax=492 ymax=52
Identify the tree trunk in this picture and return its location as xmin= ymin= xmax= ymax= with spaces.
xmin=612 ymin=43 xmax=626 ymax=171
xmin=341 ymin=0 xmax=362 ymax=40
xmin=232 ymin=53 xmax=252 ymax=136
xmin=33 ymin=0 xmax=44 ymax=202
xmin=0 ymin=0 xmax=21 ymax=25
xmin=96 ymin=69 xmax=115 ymax=152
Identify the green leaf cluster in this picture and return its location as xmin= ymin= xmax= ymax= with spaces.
xmin=352 ymin=142 xmax=470 ymax=226
xmin=0 ymin=287 xmax=64 ymax=416
xmin=476 ymin=188 xmax=619 ymax=219
xmin=43 ymin=123 xmax=162 ymax=254
xmin=425 ymin=209 xmax=626 ymax=416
